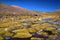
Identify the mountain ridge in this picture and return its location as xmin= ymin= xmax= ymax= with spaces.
xmin=0 ymin=3 xmax=60 ymax=16
xmin=0 ymin=3 xmax=39 ymax=16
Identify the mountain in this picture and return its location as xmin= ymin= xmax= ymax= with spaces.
xmin=53 ymin=10 xmax=60 ymax=13
xmin=0 ymin=3 xmax=39 ymax=16
xmin=0 ymin=3 xmax=60 ymax=16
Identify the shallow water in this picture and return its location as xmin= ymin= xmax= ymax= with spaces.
xmin=4 ymin=37 xmax=31 ymax=40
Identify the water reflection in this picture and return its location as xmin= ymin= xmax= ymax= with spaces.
xmin=4 ymin=36 xmax=31 ymax=40
xmin=4 ymin=36 xmax=12 ymax=40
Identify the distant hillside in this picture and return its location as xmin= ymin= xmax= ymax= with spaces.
xmin=0 ymin=3 xmax=40 ymax=16
xmin=0 ymin=3 xmax=60 ymax=16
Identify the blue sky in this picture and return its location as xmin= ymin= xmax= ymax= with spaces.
xmin=0 ymin=0 xmax=60 ymax=12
